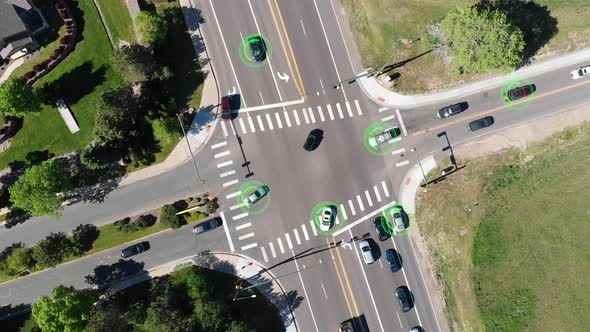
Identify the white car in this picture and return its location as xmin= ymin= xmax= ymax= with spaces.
xmin=244 ymin=185 xmax=269 ymax=206
xmin=318 ymin=206 xmax=336 ymax=231
xmin=359 ymin=240 xmax=375 ymax=264
xmin=571 ymin=65 xmax=590 ymax=79
xmin=368 ymin=127 xmax=401 ymax=147
xmin=390 ymin=208 xmax=406 ymax=234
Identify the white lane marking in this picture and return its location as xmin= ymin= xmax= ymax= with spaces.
xmin=229 ymin=120 xmax=236 ymax=135
xmin=259 ymin=91 xmax=265 ymax=104
xmin=211 ymin=141 xmax=227 ymax=149
xmin=230 ymin=202 xmax=245 ymax=210
xmin=275 ymin=112 xmax=283 ymax=128
xmin=354 ymin=99 xmax=362 ymax=115
xmin=348 ymin=199 xmax=357 ymax=215
xmin=238 ymin=118 xmax=247 ymax=133
xmin=339 ymin=204 xmax=348 ymax=220
xmin=239 ymin=98 xmax=304 ymax=113
xmin=311 ymin=0 xmax=347 ymax=101
xmin=348 ymin=229 xmax=386 ymax=332
xmin=396 ymin=312 xmax=403 ymax=328
xmin=335 ymin=215 xmax=340 ymax=225
xmin=277 ymin=238 xmax=285 ymax=253
xmin=220 ymin=212 xmax=234 ymax=252
xmin=238 ymin=232 xmax=255 ymax=240
xmin=300 ymin=19 xmax=307 ymax=36
xmin=396 ymin=160 xmax=410 ymax=167
xmin=379 ymin=258 xmax=383 ymax=269
xmin=333 ymin=202 xmax=396 ymax=237
xmin=235 ymin=222 xmax=251 ymax=231
xmin=223 ymin=179 xmax=239 ymax=188
xmin=241 ymin=243 xmax=258 ymax=250
xmin=301 ymin=224 xmax=310 ymax=241
xmin=226 ymin=191 xmax=240 ymax=199
xmin=345 ymin=101 xmax=353 ymax=117
xmin=309 ymin=220 xmax=318 ymax=236
xmin=319 ymin=79 xmax=325 ymax=95
xmin=269 ymin=242 xmax=277 ymax=258
xmin=356 ymin=194 xmax=365 ymax=211
xmin=381 ymin=181 xmax=390 ymax=197
xmin=302 ymin=108 xmax=310 ymax=124
xmin=392 ymin=148 xmax=406 ymax=155
xmin=321 ymin=283 xmax=328 ymax=299
xmin=261 ymin=246 xmax=268 ymax=262
xmin=308 ymin=107 xmax=316 ymax=123
xmin=285 ymin=233 xmax=293 ymax=249
xmin=378 ymin=106 xmax=389 ymax=112
xmin=293 ymin=110 xmax=301 ymax=125
xmin=328 ymin=0 xmax=355 ymax=72
xmin=382 ymin=114 xmax=396 ymax=122
xmin=265 ymin=114 xmax=274 ymax=130
xmin=365 ymin=190 xmax=373 ymax=207
xmin=221 ymin=121 xmax=228 ymax=137
xmin=390 ymin=238 xmax=424 ymax=328
xmin=217 ymin=160 xmax=233 ymax=168
xmin=395 ymin=109 xmax=408 ymax=136
xmin=256 ymin=115 xmax=265 ymax=131
xmin=317 ymin=106 xmax=325 ymax=122
xmin=283 ymin=111 xmax=292 ymax=127
xmin=247 ymin=115 xmax=256 ymax=133
xmin=327 ymin=104 xmax=335 ymax=120
xmin=207 ymin=0 xmax=248 ymax=108
xmin=220 ymin=170 xmax=236 ymax=178
xmin=373 ymin=185 xmax=382 ymax=202
xmin=233 ymin=212 xmax=248 ymax=221
xmin=336 ymin=102 xmax=344 ymax=118
xmin=291 ymin=249 xmax=320 ymax=332
xmin=293 ymin=229 xmax=301 ymax=245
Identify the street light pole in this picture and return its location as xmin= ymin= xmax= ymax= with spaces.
xmin=176 ymin=113 xmax=206 ymax=193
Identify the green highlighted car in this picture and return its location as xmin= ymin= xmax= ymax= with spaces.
xmin=389 ymin=206 xmax=406 ymax=235
xmin=244 ymin=185 xmax=269 ymax=206
xmin=248 ymin=36 xmax=267 ymax=62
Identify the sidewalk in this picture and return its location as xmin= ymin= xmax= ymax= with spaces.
xmin=358 ymin=48 xmax=590 ymax=108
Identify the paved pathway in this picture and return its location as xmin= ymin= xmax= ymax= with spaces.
xmin=0 ymin=57 xmax=25 ymax=83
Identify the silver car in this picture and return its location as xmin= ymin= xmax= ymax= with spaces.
xmin=244 ymin=185 xmax=269 ymax=206
xmin=368 ymin=127 xmax=401 ymax=147
xmin=390 ymin=209 xmax=406 ymax=234
xmin=359 ymin=240 xmax=375 ymax=264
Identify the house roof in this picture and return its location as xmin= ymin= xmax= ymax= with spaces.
xmin=0 ymin=1 xmax=29 ymax=42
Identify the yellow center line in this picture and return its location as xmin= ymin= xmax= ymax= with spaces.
xmin=267 ymin=0 xmax=306 ymax=98
xmin=326 ymin=238 xmax=355 ymax=319
xmin=413 ymin=78 xmax=590 ymax=136
xmin=332 ymin=239 xmax=366 ymax=332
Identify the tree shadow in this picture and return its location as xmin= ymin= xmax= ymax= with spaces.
xmin=0 ymin=303 xmax=30 ymax=321
xmin=39 ymin=62 xmax=106 ymax=104
xmin=24 ymin=150 xmax=55 ymax=166
xmin=67 ymin=176 xmax=121 ymax=204
xmin=85 ymin=259 xmax=147 ymax=289
xmin=474 ymin=0 xmax=558 ymax=65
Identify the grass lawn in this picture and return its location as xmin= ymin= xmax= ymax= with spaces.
xmin=96 ymin=0 xmax=136 ymax=44
xmin=416 ymin=123 xmax=590 ymax=331
xmin=341 ymin=0 xmax=590 ymax=93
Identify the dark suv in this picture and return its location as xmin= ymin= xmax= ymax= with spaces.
xmin=121 ymin=242 xmax=148 ymax=258
xmin=373 ymin=217 xmax=390 ymax=241
xmin=395 ymin=286 xmax=414 ymax=312
xmin=469 ymin=116 xmax=494 ymax=132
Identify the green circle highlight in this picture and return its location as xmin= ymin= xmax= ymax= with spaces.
xmin=363 ymin=121 xmax=400 ymax=156
xmin=238 ymin=180 xmax=270 ymax=215
xmin=500 ymin=77 xmax=536 ymax=111
xmin=238 ymin=34 xmax=273 ymax=68
xmin=309 ymin=201 xmax=344 ymax=236
xmin=381 ymin=204 xmax=413 ymax=238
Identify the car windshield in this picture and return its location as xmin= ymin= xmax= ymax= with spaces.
xmin=362 ymin=246 xmax=370 ymax=252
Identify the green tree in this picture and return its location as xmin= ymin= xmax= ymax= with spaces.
xmin=111 ymin=44 xmax=161 ymax=83
xmin=151 ymin=117 xmax=180 ymax=146
xmin=9 ymin=158 xmax=72 ymax=216
xmin=94 ymin=87 xmax=138 ymax=143
xmin=170 ymin=266 xmax=211 ymax=300
xmin=33 ymin=232 xmax=71 ymax=268
xmin=160 ymin=204 xmax=183 ymax=229
xmin=143 ymin=283 xmax=193 ymax=332
xmin=136 ymin=12 xmax=167 ymax=45
xmin=86 ymin=305 xmax=129 ymax=332
xmin=5 ymin=247 xmax=34 ymax=274
xmin=441 ymin=6 xmax=525 ymax=74
xmin=0 ymin=78 xmax=42 ymax=117
xmin=32 ymin=285 xmax=97 ymax=332
xmin=194 ymin=300 xmax=231 ymax=332
xmin=71 ymin=224 xmax=99 ymax=255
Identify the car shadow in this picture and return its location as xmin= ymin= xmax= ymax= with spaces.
xmin=366 ymin=238 xmax=381 ymax=260
xmin=229 ymin=94 xmax=241 ymax=120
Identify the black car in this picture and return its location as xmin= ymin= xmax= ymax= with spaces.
xmin=121 ymin=242 xmax=148 ymax=258
xmin=468 ymin=116 xmax=494 ymax=132
xmin=395 ymin=286 xmax=414 ymax=312
xmin=248 ymin=36 xmax=267 ymax=62
xmin=193 ymin=217 xmax=221 ymax=234
xmin=304 ymin=129 xmax=323 ymax=151
xmin=437 ymin=103 xmax=464 ymax=119
xmin=373 ymin=217 xmax=390 ymax=241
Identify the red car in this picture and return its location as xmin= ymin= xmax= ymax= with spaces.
xmin=504 ymin=84 xmax=536 ymax=102
xmin=220 ymin=96 xmax=234 ymax=120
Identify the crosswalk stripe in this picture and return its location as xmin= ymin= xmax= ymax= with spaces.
xmin=261 ymin=247 xmax=268 ymax=262
xmin=378 ymin=107 xmax=389 ymax=112
xmin=277 ymin=238 xmax=285 ymax=253
xmin=373 ymin=185 xmax=382 ymax=202
xmin=223 ymin=179 xmax=239 ymax=188
xmin=235 ymin=222 xmax=251 ymax=230
xmin=211 ymin=141 xmax=227 ymax=149
xmin=247 ymin=115 xmax=256 ymax=133
xmin=283 ymin=111 xmax=292 ymax=127
xmin=256 ymin=115 xmax=265 ymax=131
xmin=339 ymin=204 xmax=348 ymax=220
xmin=382 ymin=114 xmax=396 ymax=122
xmin=274 ymin=112 xmax=283 ymax=128
xmin=293 ymin=229 xmax=301 ymax=245
xmin=229 ymin=202 xmax=245 ymax=210
xmin=265 ymin=114 xmax=274 ymax=130
xmin=348 ymin=199 xmax=357 ymax=215
xmin=221 ymin=121 xmax=228 ymax=137
xmin=217 ymin=160 xmax=233 ymax=168
xmin=241 ymin=243 xmax=257 ymax=250
xmin=336 ymin=103 xmax=344 ymax=118
xmin=354 ymin=99 xmax=363 ymax=116
xmin=238 ymin=118 xmax=247 ymax=133
xmin=302 ymin=108 xmax=310 ymax=124
xmin=301 ymin=224 xmax=309 ymax=241
xmin=317 ymin=106 xmax=325 ymax=122
xmin=220 ymin=170 xmax=236 ymax=178
xmin=285 ymin=233 xmax=293 ymax=249
xmin=365 ymin=190 xmax=373 ymax=207
xmin=238 ymin=232 xmax=254 ymax=240
xmin=327 ymin=104 xmax=335 ymax=120
xmin=345 ymin=101 xmax=353 ymax=117
xmin=396 ymin=160 xmax=410 ymax=167
xmin=381 ymin=181 xmax=390 ymax=197
xmin=356 ymin=194 xmax=365 ymax=211
xmin=229 ymin=120 xmax=236 ymax=135
xmin=335 ymin=215 xmax=340 ymax=225
xmin=226 ymin=191 xmax=240 ymax=199
xmin=269 ymin=242 xmax=277 ymax=258
xmin=214 ymin=150 xmax=230 ymax=159
xmin=293 ymin=110 xmax=301 ymax=125
xmin=309 ymin=220 xmax=318 ymax=236
xmin=308 ymin=107 xmax=316 ymax=123
xmin=392 ymin=148 xmax=406 ymax=155
xmin=233 ymin=212 xmax=248 ymax=221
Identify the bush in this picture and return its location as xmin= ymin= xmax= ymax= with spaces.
xmin=206 ymin=199 xmax=219 ymax=214
xmin=192 ymin=197 xmax=203 ymax=205
xmin=184 ymin=212 xmax=208 ymax=223
xmin=33 ymin=232 xmax=71 ymax=268
xmin=113 ymin=217 xmax=130 ymax=231
xmin=71 ymin=224 xmax=99 ymax=255
xmin=5 ymin=247 xmax=35 ymax=274
xmin=160 ymin=204 xmax=184 ymax=229
xmin=151 ymin=117 xmax=180 ymax=146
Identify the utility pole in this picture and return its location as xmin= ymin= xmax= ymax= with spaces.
xmin=437 ymin=131 xmax=458 ymax=168
xmin=177 ymin=113 xmax=206 ymax=193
